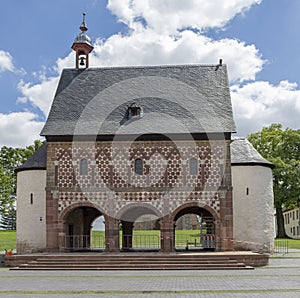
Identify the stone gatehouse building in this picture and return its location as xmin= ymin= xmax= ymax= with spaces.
xmin=16 ymin=16 xmax=275 ymax=254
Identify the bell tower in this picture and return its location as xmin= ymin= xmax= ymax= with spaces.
xmin=72 ymin=13 xmax=94 ymax=69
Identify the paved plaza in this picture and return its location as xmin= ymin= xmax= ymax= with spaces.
xmin=0 ymin=250 xmax=299 ymax=297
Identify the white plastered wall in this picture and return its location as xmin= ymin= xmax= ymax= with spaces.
xmin=16 ymin=170 xmax=46 ymax=253
xmin=232 ymin=165 xmax=274 ymax=252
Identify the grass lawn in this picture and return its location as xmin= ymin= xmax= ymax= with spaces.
xmin=0 ymin=230 xmax=16 ymax=251
xmin=275 ymin=238 xmax=300 ymax=249
xmin=1 ymin=230 xmax=300 ymax=251
xmin=92 ymin=230 xmax=205 ymax=247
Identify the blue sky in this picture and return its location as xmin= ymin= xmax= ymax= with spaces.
xmin=1 ymin=0 xmax=300 ymax=147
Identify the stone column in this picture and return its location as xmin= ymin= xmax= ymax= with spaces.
xmin=214 ymin=219 xmax=221 ymax=251
xmin=219 ymin=187 xmax=234 ymax=251
xmin=58 ymin=232 xmax=66 ymax=252
xmin=122 ymin=221 xmax=134 ymax=250
xmin=105 ymin=216 xmax=120 ymax=252
xmin=160 ymin=215 xmax=174 ymax=252
xmin=46 ymin=190 xmax=60 ymax=252
xmin=57 ymin=219 xmax=66 ymax=252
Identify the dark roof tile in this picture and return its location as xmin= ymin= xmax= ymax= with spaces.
xmin=231 ymin=138 xmax=274 ymax=168
xmin=15 ymin=143 xmax=47 ymax=172
xmin=41 ymin=64 xmax=236 ymax=136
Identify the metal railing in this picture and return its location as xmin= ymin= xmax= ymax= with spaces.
xmin=64 ymin=235 xmax=105 ymax=250
xmin=122 ymin=234 xmax=160 ymax=250
xmin=175 ymin=234 xmax=201 ymax=249
xmin=274 ymin=240 xmax=289 ymax=254
xmin=91 ymin=235 xmax=106 ymax=249
xmin=201 ymin=234 xmax=216 ymax=249
xmin=175 ymin=234 xmax=216 ymax=250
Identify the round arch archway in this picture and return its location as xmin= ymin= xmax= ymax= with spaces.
xmin=171 ymin=202 xmax=220 ymax=251
xmin=58 ymin=202 xmax=109 ymax=251
xmin=116 ymin=203 xmax=162 ymax=251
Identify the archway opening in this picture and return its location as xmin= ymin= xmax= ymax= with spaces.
xmin=119 ymin=206 xmax=161 ymax=251
xmin=174 ymin=206 xmax=215 ymax=251
xmin=64 ymin=206 xmax=105 ymax=251
xmin=91 ymin=215 xmax=106 ymax=250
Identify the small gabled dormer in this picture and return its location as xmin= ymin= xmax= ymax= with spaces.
xmin=127 ymin=103 xmax=143 ymax=120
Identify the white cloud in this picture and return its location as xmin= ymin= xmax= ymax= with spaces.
xmin=0 ymin=112 xmax=44 ymax=148
xmin=0 ymin=50 xmax=14 ymax=72
xmin=231 ymin=80 xmax=300 ymax=136
xmin=90 ymin=29 xmax=263 ymax=82
xmin=15 ymin=52 xmax=75 ymax=118
xmin=14 ymin=0 xmax=264 ymax=119
xmin=17 ymin=76 xmax=59 ymax=116
xmin=15 ymin=23 xmax=263 ymax=121
xmin=107 ymin=0 xmax=262 ymax=34
xmin=55 ymin=52 xmax=74 ymax=73
xmin=8 ymin=0 xmax=299 ymax=149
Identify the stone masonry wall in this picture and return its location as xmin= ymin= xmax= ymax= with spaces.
xmin=45 ymin=139 xmax=233 ymax=251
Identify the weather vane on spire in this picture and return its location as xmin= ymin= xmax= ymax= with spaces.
xmin=80 ymin=12 xmax=88 ymax=32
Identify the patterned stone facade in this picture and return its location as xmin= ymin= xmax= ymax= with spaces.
xmin=45 ymin=139 xmax=233 ymax=252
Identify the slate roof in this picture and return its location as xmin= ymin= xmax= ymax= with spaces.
xmin=231 ymin=138 xmax=274 ymax=168
xmin=41 ymin=64 xmax=236 ymax=137
xmin=15 ymin=143 xmax=47 ymax=173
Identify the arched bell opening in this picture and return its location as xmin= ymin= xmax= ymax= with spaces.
xmin=173 ymin=206 xmax=216 ymax=252
xmin=118 ymin=205 xmax=161 ymax=251
xmin=62 ymin=206 xmax=105 ymax=251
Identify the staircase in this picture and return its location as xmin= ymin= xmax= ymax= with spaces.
xmin=5 ymin=253 xmax=261 ymax=270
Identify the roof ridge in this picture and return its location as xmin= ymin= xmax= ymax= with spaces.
xmin=63 ymin=64 xmax=227 ymax=71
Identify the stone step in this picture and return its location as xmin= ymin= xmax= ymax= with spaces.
xmin=12 ymin=257 xmax=252 ymax=270
xmin=34 ymin=256 xmax=232 ymax=259
xmin=31 ymin=258 xmax=236 ymax=263
xmin=13 ymin=263 xmax=252 ymax=270
xmin=12 ymin=266 xmax=254 ymax=270
xmin=22 ymin=262 xmax=243 ymax=268
xmin=34 ymin=257 xmax=235 ymax=262
xmin=30 ymin=260 xmax=237 ymax=265
xmin=5 ymin=252 xmax=269 ymax=269
xmin=19 ymin=262 xmax=245 ymax=267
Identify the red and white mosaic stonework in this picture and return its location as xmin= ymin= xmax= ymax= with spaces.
xmin=51 ymin=141 xmax=228 ymax=218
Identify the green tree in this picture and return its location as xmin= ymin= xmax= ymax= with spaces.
xmin=0 ymin=164 xmax=14 ymax=216
xmin=0 ymin=207 xmax=16 ymax=230
xmin=248 ymin=124 xmax=300 ymax=238
xmin=0 ymin=140 xmax=43 ymax=229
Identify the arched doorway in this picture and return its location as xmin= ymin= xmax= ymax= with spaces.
xmin=173 ymin=205 xmax=216 ymax=251
xmin=118 ymin=204 xmax=161 ymax=251
xmin=62 ymin=205 xmax=106 ymax=251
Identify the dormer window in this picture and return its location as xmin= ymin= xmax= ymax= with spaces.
xmin=127 ymin=103 xmax=143 ymax=119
